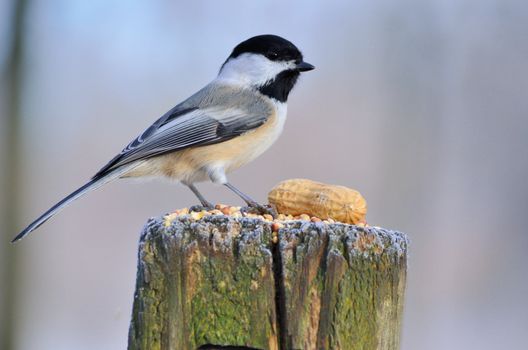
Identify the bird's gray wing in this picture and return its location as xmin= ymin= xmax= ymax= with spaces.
xmin=93 ymin=103 xmax=269 ymax=179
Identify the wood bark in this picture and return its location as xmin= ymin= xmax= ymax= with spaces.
xmin=128 ymin=216 xmax=408 ymax=350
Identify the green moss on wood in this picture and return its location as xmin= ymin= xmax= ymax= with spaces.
xmin=128 ymin=216 xmax=278 ymax=350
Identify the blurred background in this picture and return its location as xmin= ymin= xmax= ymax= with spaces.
xmin=1 ymin=0 xmax=527 ymax=349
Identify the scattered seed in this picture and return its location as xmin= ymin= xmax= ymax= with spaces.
xmin=190 ymin=211 xmax=205 ymax=220
xmin=299 ymin=214 xmax=310 ymax=221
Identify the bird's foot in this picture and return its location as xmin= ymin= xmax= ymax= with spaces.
xmin=189 ymin=202 xmax=214 ymax=212
xmin=241 ymin=202 xmax=278 ymax=218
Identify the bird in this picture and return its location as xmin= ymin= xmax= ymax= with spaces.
xmin=12 ymin=34 xmax=314 ymax=242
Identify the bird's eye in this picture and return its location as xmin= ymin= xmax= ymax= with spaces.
xmin=266 ymin=52 xmax=279 ymax=60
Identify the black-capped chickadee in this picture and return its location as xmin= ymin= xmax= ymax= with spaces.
xmin=12 ymin=34 xmax=314 ymax=242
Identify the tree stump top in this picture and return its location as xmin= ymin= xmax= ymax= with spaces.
xmin=146 ymin=213 xmax=408 ymax=259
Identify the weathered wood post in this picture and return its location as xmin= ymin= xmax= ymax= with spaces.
xmin=128 ymin=213 xmax=408 ymax=350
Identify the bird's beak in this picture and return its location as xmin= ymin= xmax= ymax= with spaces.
xmin=296 ymin=61 xmax=315 ymax=72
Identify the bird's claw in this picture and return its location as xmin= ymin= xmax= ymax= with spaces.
xmin=189 ymin=203 xmax=214 ymax=212
xmin=241 ymin=202 xmax=278 ymax=218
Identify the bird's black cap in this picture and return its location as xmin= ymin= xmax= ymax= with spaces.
xmin=228 ymin=34 xmax=304 ymax=63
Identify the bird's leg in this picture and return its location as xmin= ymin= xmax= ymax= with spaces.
xmin=224 ymin=182 xmax=259 ymax=206
xmin=224 ymin=182 xmax=277 ymax=217
xmin=186 ymin=183 xmax=214 ymax=211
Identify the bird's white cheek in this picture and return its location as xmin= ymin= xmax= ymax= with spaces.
xmin=218 ymin=53 xmax=294 ymax=86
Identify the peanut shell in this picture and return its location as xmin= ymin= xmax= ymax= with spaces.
xmin=268 ymin=178 xmax=367 ymax=225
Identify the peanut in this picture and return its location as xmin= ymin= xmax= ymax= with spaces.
xmin=268 ymin=179 xmax=367 ymax=225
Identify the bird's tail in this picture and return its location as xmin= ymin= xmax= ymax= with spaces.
xmin=11 ymin=165 xmax=137 ymax=243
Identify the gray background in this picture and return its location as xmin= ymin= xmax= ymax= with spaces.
xmin=1 ymin=0 xmax=527 ymax=349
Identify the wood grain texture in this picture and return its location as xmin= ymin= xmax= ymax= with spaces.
xmin=128 ymin=215 xmax=408 ymax=350
xmin=279 ymin=222 xmax=408 ymax=350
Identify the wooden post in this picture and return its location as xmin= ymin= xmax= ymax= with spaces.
xmin=128 ymin=215 xmax=408 ymax=350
